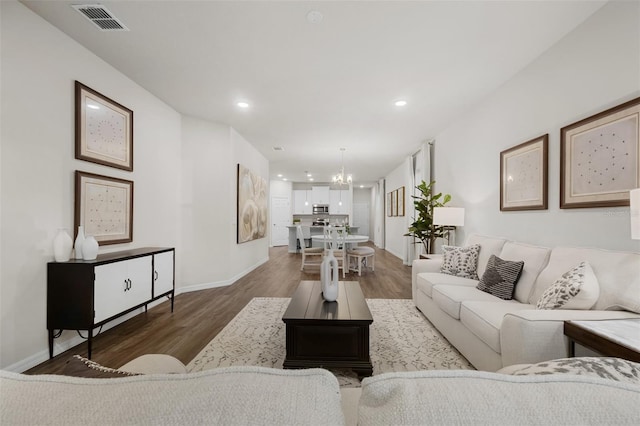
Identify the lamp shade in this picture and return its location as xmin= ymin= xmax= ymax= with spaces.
xmin=631 ymin=188 xmax=640 ymax=240
xmin=433 ymin=207 xmax=465 ymax=226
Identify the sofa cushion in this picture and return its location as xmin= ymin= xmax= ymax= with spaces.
xmin=441 ymin=244 xmax=481 ymax=279
xmin=498 ymin=242 xmax=550 ymax=304
xmin=460 ymin=301 xmax=534 ymax=353
xmin=0 ymin=366 xmax=344 ymax=425
xmin=536 ymin=261 xmax=599 ymax=310
xmin=529 ymin=247 xmax=640 ymax=313
xmin=432 ymin=285 xmax=502 ymax=320
xmin=416 ymin=272 xmax=477 ymax=298
xmin=476 ymin=255 xmax=524 ymax=300
xmin=358 ymin=370 xmax=640 ymax=426
xmin=465 ymin=234 xmax=509 ymax=278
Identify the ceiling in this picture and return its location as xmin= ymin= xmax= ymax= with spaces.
xmin=21 ymin=0 xmax=606 ymax=186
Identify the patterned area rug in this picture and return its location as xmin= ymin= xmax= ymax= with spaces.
xmin=187 ymin=297 xmax=474 ymax=387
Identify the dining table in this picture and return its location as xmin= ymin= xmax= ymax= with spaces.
xmin=310 ymin=234 xmax=369 ymax=249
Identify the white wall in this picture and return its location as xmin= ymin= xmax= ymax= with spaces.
xmin=434 ymin=1 xmax=640 ymax=252
xmin=180 ymin=117 xmax=232 ymax=287
xmin=384 ymin=163 xmax=412 ymax=259
xmin=0 ymin=1 xmax=182 ymax=369
xmin=353 ymin=187 xmax=373 ymax=237
xmin=0 ymin=1 xmax=269 ymax=370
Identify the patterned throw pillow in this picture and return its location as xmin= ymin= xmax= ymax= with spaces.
xmin=440 ymin=244 xmax=481 ymax=280
xmin=476 ymin=255 xmax=524 ymax=300
xmin=63 ymin=355 xmax=140 ymax=378
xmin=536 ymin=261 xmax=599 ymax=310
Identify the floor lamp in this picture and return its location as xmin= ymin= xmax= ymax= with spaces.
xmin=433 ymin=207 xmax=465 ymax=246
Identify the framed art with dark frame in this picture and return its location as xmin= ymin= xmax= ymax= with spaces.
xmin=560 ymin=97 xmax=640 ymax=208
xmin=391 ymin=190 xmax=397 ymax=216
xmin=397 ymin=186 xmax=405 ymax=216
xmin=75 ymin=81 xmax=134 ymax=171
xmin=500 ymin=134 xmax=548 ymax=211
xmin=75 ymin=171 xmax=133 ymax=245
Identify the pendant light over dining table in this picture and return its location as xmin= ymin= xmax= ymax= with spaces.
xmin=332 ymin=148 xmax=352 ymax=186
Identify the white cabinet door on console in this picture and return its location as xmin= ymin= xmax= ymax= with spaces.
xmin=94 ymin=257 xmax=152 ymax=323
xmin=153 ymin=251 xmax=174 ymax=297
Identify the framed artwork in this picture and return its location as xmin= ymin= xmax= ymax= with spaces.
xmin=561 ymin=97 xmax=640 ymax=208
xmin=75 ymin=81 xmax=133 ymax=171
xmin=386 ymin=192 xmax=392 ymax=217
xmin=237 ymin=164 xmax=268 ymax=243
xmin=397 ymin=186 xmax=405 ymax=216
xmin=391 ymin=190 xmax=397 ymax=216
xmin=75 ymin=171 xmax=133 ymax=245
xmin=500 ymin=134 xmax=548 ymax=211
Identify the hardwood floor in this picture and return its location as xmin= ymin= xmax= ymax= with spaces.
xmin=27 ymin=243 xmax=412 ymax=375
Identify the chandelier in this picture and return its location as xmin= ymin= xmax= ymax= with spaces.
xmin=332 ymin=148 xmax=352 ymax=186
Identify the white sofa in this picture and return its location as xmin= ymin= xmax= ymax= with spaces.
xmin=412 ymin=234 xmax=640 ymax=371
xmin=2 ymin=364 xmax=640 ymax=425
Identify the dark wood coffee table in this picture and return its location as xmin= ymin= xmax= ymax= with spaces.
xmin=282 ymin=280 xmax=373 ymax=378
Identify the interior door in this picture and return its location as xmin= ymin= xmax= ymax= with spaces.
xmin=353 ymin=202 xmax=370 ymax=237
xmin=271 ymin=196 xmax=290 ymax=246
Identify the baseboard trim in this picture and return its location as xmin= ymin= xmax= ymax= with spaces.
xmin=178 ymin=256 xmax=269 ymax=294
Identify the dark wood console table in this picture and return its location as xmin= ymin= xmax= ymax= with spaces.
xmin=282 ymin=280 xmax=373 ymax=378
xmin=564 ymin=319 xmax=640 ymax=363
xmin=47 ymin=247 xmax=175 ymax=359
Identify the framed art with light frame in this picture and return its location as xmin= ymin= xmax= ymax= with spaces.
xmin=560 ymin=97 xmax=640 ymax=208
xmin=75 ymin=171 xmax=133 ymax=245
xmin=397 ymin=186 xmax=405 ymax=216
xmin=386 ymin=192 xmax=392 ymax=217
xmin=500 ymin=134 xmax=548 ymax=211
xmin=75 ymin=81 xmax=133 ymax=171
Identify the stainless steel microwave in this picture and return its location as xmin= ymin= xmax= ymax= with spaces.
xmin=312 ymin=204 xmax=329 ymax=214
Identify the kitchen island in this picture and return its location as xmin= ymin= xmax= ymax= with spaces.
xmin=286 ymin=225 xmax=360 ymax=253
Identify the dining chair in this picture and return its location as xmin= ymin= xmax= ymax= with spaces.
xmin=297 ymin=225 xmax=323 ymax=271
xmin=323 ymin=226 xmax=347 ymax=278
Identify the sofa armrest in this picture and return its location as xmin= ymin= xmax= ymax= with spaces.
xmin=411 ymin=256 xmax=443 ymax=301
xmin=500 ymin=310 xmax=640 ymax=367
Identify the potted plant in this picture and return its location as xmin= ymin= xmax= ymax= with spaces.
xmin=404 ymin=180 xmax=451 ymax=254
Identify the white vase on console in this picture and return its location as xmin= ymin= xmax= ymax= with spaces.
xmin=320 ymin=249 xmax=339 ymax=302
xmin=74 ymin=226 xmax=85 ymax=259
xmin=82 ymin=235 xmax=99 ymax=260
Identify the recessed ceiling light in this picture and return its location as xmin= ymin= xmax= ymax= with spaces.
xmin=236 ymin=101 xmax=250 ymax=108
xmin=306 ymin=10 xmax=323 ymax=24
xmin=283 ymin=178 xmax=288 ymax=181
xmin=394 ymin=100 xmax=407 ymax=107
xmin=277 ymin=174 xmax=283 ymax=177
xmin=360 ymin=185 xmax=364 ymax=188
xmin=309 ymin=178 xmax=314 ymax=181
xmin=307 ymin=173 xmax=312 ymax=177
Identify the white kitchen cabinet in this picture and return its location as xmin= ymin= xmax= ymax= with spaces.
xmin=312 ymin=186 xmax=330 ymax=205
xmin=293 ymin=190 xmax=312 ymax=214
xmin=329 ymin=190 xmax=351 ymax=214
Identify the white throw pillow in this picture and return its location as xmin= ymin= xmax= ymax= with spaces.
xmin=536 ymin=261 xmax=599 ymax=310
xmin=440 ymin=244 xmax=480 ymax=280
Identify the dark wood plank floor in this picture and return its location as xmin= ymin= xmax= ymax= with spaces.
xmin=27 ymin=243 xmax=411 ymax=374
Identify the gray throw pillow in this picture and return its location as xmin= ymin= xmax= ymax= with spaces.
xmin=440 ymin=244 xmax=480 ymax=280
xmin=476 ymin=255 xmax=524 ymax=300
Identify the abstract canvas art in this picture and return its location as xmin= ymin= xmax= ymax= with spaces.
xmin=237 ymin=164 xmax=267 ymax=243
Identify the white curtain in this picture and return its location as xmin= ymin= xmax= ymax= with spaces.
xmin=411 ymin=141 xmax=432 ymax=259
xmin=373 ymin=179 xmax=385 ymax=248
xmin=403 ymin=155 xmax=415 ymax=265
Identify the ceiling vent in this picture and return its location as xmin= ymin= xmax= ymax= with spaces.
xmin=272 ymin=147 xmax=285 ymax=151
xmin=72 ymin=4 xmax=129 ymax=31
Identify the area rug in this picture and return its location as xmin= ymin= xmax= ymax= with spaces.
xmin=187 ymin=297 xmax=474 ymax=387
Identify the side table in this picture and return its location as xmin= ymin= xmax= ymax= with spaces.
xmin=563 ymin=319 xmax=640 ymax=363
